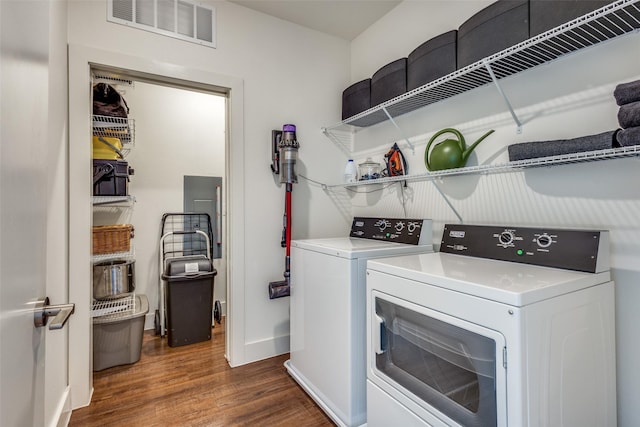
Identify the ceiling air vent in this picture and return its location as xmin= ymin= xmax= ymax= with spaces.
xmin=108 ymin=0 xmax=216 ymax=48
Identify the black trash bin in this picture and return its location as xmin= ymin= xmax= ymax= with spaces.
xmin=162 ymin=255 xmax=217 ymax=347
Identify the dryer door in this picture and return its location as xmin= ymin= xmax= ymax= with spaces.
xmin=371 ymin=291 xmax=507 ymax=427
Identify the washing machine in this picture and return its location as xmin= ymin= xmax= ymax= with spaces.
xmin=366 ymin=224 xmax=616 ymax=427
xmin=285 ymin=217 xmax=434 ymax=427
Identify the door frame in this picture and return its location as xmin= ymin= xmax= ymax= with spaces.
xmin=68 ymin=44 xmax=246 ymax=408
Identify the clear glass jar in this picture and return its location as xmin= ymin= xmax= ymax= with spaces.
xmin=358 ymin=157 xmax=382 ymax=180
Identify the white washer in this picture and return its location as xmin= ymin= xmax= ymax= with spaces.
xmin=366 ymin=224 xmax=616 ymax=427
xmin=285 ymin=218 xmax=434 ymax=427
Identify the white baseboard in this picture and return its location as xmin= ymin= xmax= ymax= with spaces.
xmin=242 ymin=334 xmax=290 ymax=365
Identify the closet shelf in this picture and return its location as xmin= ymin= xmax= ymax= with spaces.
xmin=92 ymin=195 xmax=136 ymax=206
xmin=328 ymin=144 xmax=640 ymax=189
xmin=93 ymin=115 xmax=136 ymax=146
xmin=91 ymin=245 xmax=135 ymax=264
xmin=91 ymin=294 xmax=136 ymax=319
xmin=323 ymin=0 xmax=640 ymax=134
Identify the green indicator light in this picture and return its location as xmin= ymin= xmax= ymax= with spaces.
xmin=386 ymin=233 xmax=391 ymax=237
xmin=516 ymin=249 xmax=524 ymax=256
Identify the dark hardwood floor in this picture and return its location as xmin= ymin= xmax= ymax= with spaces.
xmin=69 ymin=320 xmax=334 ymax=426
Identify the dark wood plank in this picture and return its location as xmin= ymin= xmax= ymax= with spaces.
xmin=69 ymin=320 xmax=334 ymax=426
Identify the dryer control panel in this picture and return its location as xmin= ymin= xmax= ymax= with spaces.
xmin=440 ymin=224 xmax=609 ymax=273
xmin=350 ymin=217 xmax=432 ymax=245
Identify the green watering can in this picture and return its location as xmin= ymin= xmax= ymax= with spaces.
xmin=425 ymin=128 xmax=495 ymax=171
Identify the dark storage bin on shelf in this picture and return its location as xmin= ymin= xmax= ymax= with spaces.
xmin=93 ymin=294 xmax=148 ymax=371
xmin=163 ymin=256 xmax=217 ymax=347
xmin=407 ymin=30 xmax=457 ymax=91
xmin=93 ymin=159 xmax=133 ymax=196
xmin=530 ymin=0 xmax=613 ymax=36
xmin=342 ymin=79 xmax=371 ymax=120
xmin=457 ymin=0 xmax=530 ymax=69
xmin=371 ymin=58 xmax=407 ymax=106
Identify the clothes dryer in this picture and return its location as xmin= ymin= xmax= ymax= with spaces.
xmin=286 ymin=217 xmax=434 ymax=427
xmin=366 ymin=224 xmax=616 ymax=427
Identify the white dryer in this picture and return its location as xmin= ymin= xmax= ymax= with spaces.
xmin=365 ymin=224 xmax=616 ymax=427
xmin=286 ymin=217 xmax=434 ymax=427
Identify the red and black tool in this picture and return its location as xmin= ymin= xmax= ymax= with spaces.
xmin=269 ymin=124 xmax=299 ymax=299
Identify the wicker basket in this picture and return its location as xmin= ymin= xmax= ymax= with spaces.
xmin=93 ymin=224 xmax=134 ymax=255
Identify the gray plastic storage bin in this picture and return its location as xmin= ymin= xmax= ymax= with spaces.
xmin=163 ymin=256 xmax=216 ymax=348
xmin=342 ymin=79 xmax=371 ymax=120
xmin=371 ymin=58 xmax=407 ymax=107
xmin=93 ymin=294 xmax=148 ymax=371
xmin=457 ymin=0 xmax=530 ymax=69
xmin=407 ymin=30 xmax=457 ymax=91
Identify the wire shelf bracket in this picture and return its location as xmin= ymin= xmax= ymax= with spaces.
xmin=382 ymin=106 xmax=415 ymax=153
xmin=484 ymin=61 xmax=523 ymax=133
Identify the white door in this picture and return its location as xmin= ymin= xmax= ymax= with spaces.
xmin=1 ymin=1 xmax=70 ymax=425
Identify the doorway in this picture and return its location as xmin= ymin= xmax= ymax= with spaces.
xmin=90 ymin=73 xmax=228 ymax=334
xmin=69 ymin=45 xmax=246 ymax=409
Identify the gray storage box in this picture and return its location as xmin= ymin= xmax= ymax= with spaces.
xmin=457 ymin=0 xmax=530 ymax=69
xmin=407 ymin=30 xmax=457 ymax=91
xmin=371 ymin=58 xmax=407 ymax=106
xmin=342 ymin=79 xmax=371 ymax=120
xmin=530 ymin=0 xmax=613 ymax=36
xmin=163 ymin=256 xmax=216 ymax=348
xmin=93 ymin=294 xmax=148 ymax=371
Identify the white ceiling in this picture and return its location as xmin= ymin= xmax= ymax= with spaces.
xmin=228 ymin=0 xmax=402 ymax=40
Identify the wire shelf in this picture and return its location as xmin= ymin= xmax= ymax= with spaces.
xmin=91 ymin=294 xmax=136 ymax=319
xmin=324 ymin=0 xmax=640 ymax=132
xmin=92 ymin=115 xmax=135 ymax=146
xmin=91 ymin=244 xmax=135 ymax=264
xmin=328 ymin=144 xmax=640 ymax=188
xmin=92 ymin=73 xmax=135 ymax=88
xmin=92 ymin=195 xmax=136 ymax=206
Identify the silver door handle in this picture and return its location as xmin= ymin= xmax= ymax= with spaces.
xmin=34 ymin=297 xmax=75 ymax=330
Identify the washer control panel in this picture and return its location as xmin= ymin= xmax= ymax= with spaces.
xmin=440 ymin=224 xmax=609 ymax=273
xmin=350 ymin=217 xmax=430 ymax=245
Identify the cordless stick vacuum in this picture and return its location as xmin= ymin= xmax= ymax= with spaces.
xmin=269 ymin=124 xmax=299 ymax=299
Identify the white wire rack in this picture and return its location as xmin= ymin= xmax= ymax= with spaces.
xmin=91 ymin=294 xmax=136 ymax=319
xmin=324 ymin=0 xmax=640 ymax=133
xmin=92 ymin=195 xmax=136 ymax=206
xmin=91 ymin=243 xmax=135 ymax=264
xmin=327 ymin=144 xmax=640 ymax=189
xmin=93 ymin=115 xmax=136 ymax=147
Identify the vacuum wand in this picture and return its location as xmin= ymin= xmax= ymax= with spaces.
xmin=269 ymin=124 xmax=299 ymax=299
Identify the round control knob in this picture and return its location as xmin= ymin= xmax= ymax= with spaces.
xmin=536 ymin=234 xmax=552 ymax=248
xmin=499 ymin=231 xmax=514 ymax=245
xmin=378 ymin=220 xmax=390 ymax=232
xmin=395 ymin=222 xmax=405 ymax=232
xmin=408 ymin=222 xmax=417 ymax=233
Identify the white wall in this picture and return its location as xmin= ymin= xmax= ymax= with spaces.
xmin=350 ymin=0 xmax=492 ymax=82
xmin=347 ymin=2 xmax=640 ymax=425
xmin=67 ymin=0 xmax=350 ymax=375
xmin=92 ymin=81 xmax=227 ymax=329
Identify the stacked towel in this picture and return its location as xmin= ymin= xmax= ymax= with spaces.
xmin=614 ymin=79 xmax=640 ymax=147
xmin=617 ymin=100 xmax=640 ymax=129
xmin=614 ymin=79 xmax=640 ymax=106
xmin=508 ymin=130 xmax=617 ymax=162
xmin=616 ymin=127 xmax=640 ymax=147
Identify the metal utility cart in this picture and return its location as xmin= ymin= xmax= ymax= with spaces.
xmin=156 ymin=213 xmax=221 ymax=345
